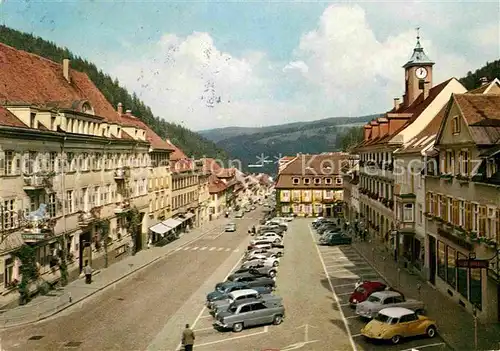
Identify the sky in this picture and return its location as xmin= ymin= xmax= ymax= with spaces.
xmin=0 ymin=1 xmax=499 ymax=131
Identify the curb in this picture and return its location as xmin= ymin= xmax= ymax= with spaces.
xmin=0 ymin=223 xmax=223 ymax=330
xmin=351 ymin=243 xmax=456 ymax=351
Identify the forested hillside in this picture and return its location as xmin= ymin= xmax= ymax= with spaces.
xmin=459 ymin=60 xmax=500 ymax=90
xmin=0 ymin=25 xmax=227 ymax=160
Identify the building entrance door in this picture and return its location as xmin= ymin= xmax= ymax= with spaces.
xmin=428 ymin=236 xmax=436 ymax=285
xmin=325 ymin=206 xmax=332 ymax=217
xmin=79 ymin=231 xmax=92 ymax=272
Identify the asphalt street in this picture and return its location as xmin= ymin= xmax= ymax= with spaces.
xmin=0 ymin=214 xmax=258 ymax=351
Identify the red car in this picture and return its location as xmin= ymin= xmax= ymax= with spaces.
xmin=349 ymin=281 xmax=387 ymax=306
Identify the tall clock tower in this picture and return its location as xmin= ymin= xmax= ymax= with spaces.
xmin=403 ymin=30 xmax=434 ymax=107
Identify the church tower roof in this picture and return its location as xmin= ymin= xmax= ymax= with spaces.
xmin=403 ymin=28 xmax=435 ymax=69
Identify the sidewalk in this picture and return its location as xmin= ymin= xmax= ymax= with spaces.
xmin=0 ymin=217 xmax=227 ymax=329
xmin=353 ymin=239 xmax=500 ymax=351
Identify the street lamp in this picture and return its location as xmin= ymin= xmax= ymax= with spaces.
xmin=472 ymin=305 xmax=478 ymax=350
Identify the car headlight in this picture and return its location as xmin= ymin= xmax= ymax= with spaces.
xmin=353 ymin=299 xmax=357 ymax=303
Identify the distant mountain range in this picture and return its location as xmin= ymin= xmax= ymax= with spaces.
xmin=200 ymin=115 xmax=378 ymax=175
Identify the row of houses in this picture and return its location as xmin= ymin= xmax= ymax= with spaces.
xmin=0 ymin=42 xmax=271 ymax=303
xmin=343 ymin=35 xmax=500 ymax=322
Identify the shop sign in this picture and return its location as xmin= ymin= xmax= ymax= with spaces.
xmin=456 ymin=259 xmax=489 ymax=269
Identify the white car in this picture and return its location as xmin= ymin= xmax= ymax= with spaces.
xmin=253 ymin=234 xmax=282 ymax=245
xmin=266 ymin=220 xmax=288 ymax=229
xmin=244 ymin=255 xmax=279 ymax=267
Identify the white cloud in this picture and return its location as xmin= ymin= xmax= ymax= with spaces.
xmin=110 ymin=4 xmax=499 ymax=130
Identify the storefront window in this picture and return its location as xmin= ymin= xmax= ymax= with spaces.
xmin=469 ymin=268 xmax=482 ymax=310
xmin=457 ymin=252 xmax=468 ymax=299
xmin=437 ymin=241 xmax=446 ymax=280
xmin=446 ymin=247 xmax=457 ymax=289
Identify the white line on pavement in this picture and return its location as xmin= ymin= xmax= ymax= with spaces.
xmin=198 ymin=315 xmax=212 ymax=319
xmin=200 ymin=247 xmax=207 ymax=251
xmin=191 ymin=326 xmax=268 ymax=348
xmin=325 ymin=264 xmax=370 ymax=269
xmin=334 ymin=283 xmax=356 ymax=288
xmin=233 ymin=249 xmax=239 ymax=252
xmin=351 ymin=334 xmax=362 ymax=338
xmin=193 ymin=327 xmax=215 ymax=332
xmin=217 ymin=248 xmax=223 ymax=251
xmin=210 ymin=230 xmax=226 ymax=240
xmin=328 ymin=267 xmax=374 ymax=273
xmin=225 ymin=248 xmax=231 ymax=251
xmin=345 ymin=315 xmax=358 ymax=319
xmin=183 ymin=247 xmax=191 ymax=251
xmin=309 ymin=227 xmax=358 ymax=351
xmin=399 ymin=343 xmax=445 ymax=351
xmin=337 ymin=292 xmax=352 ymax=296
xmin=340 ymin=303 xmax=350 ymax=307
xmin=175 ymin=247 xmax=182 ymax=251
xmin=209 ymin=247 xmax=216 ymax=251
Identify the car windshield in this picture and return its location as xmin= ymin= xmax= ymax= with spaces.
xmin=355 ymin=286 xmax=365 ymax=293
xmin=228 ymin=305 xmax=238 ymax=313
xmin=374 ymin=313 xmax=398 ymax=324
xmin=367 ymin=295 xmax=381 ymax=303
xmin=216 ymin=284 xmax=227 ymax=292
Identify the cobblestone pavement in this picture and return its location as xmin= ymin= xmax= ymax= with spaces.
xmin=353 ymin=237 xmax=500 ymax=351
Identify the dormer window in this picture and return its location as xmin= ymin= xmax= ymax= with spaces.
xmin=335 ymin=177 xmax=343 ymax=185
xmin=303 ymin=178 xmax=311 ymax=185
xmin=452 ymin=116 xmax=460 ymax=134
xmin=325 ymin=177 xmax=332 ymax=185
xmin=292 ymin=177 xmax=300 ymax=184
xmin=81 ymin=102 xmax=94 ymax=115
xmin=314 ymin=178 xmax=321 ymax=185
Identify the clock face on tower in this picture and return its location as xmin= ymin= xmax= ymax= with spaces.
xmin=415 ymin=67 xmax=428 ymax=79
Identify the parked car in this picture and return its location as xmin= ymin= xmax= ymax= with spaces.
xmin=211 ymin=289 xmax=280 ymax=316
xmin=231 ymin=263 xmax=278 ymax=279
xmin=320 ymin=234 xmax=352 ymax=246
xmin=244 ymin=255 xmax=279 ymax=267
xmin=355 ymin=291 xmax=425 ymax=319
xmin=250 ymin=205 xmax=256 ymax=210
xmin=235 ymin=211 xmax=244 ymax=218
xmin=319 ymin=231 xmax=342 ymax=244
xmin=207 ymin=282 xmax=272 ymax=305
xmin=214 ymin=299 xmax=285 ymax=332
xmin=248 ymin=239 xmax=273 ymax=250
xmin=225 ymin=223 xmax=236 ymax=232
xmin=317 ymin=225 xmax=339 ymax=234
xmin=217 ymin=274 xmax=275 ymax=290
xmin=258 ymin=225 xmax=285 ymax=235
xmin=226 ymin=271 xmax=267 ymax=282
xmin=252 ymin=234 xmax=282 ymax=245
xmin=361 ymin=307 xmax=437 ymax=344
xmin=349 ymin=281 xmax=388 ymax=306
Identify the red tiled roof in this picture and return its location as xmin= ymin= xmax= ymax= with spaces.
xmin=0 ymin=106 xmax=28 ymax=128
xmin=0 ymin=42 xmax=120 ymax=123
xmin=356 ymin=78 xmax=455 ymax=149
xmin=202 ymin=158 xmax=223 ymax=174
xmin=208 ymin=174 xmax=227 ymax=194
xmin=119 ymin=113 xmax=174 ymax=151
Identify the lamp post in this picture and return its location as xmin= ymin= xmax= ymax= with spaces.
xmin=472 ymin=305 xmax=478 ymax=351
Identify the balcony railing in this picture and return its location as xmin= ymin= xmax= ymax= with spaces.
xmin=114 ymin=200 xmax=131 ymax=214
xmin=114 ymin=167 xmax=131 ymax=180
xmin=77 ymin=206 xmax=102 ymax=227
xmin=22 ymin=216 xmax=54 ymax=243
xmin=23 ymin=173 xmax=53 ymax=190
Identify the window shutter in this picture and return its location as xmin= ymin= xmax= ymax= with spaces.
xmin=452 ymin=200 xmax=458 ymax=225
xmin=479 ymin=206 xmax=487 ymax=236
xmin=0 ymin=151 xmax=5 ymax=175
xmin=465 ymin=202 xmax=472 ymax=231
xmin=443 ymin=198 xmax=449 ymax=222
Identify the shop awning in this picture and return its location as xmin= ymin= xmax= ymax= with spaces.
xmin=149 ymin=223 xmax=170 ymax=235
xmin=162 ymin=218 xmax=183 ymax=229
xmin=184 ymin=212 xmax=195 ymax=220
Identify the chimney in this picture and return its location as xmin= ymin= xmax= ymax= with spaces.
xmin=402 ymin=93 xmax=407 ymax=107
xmin=63 ymin=59 xmax=70 ymax=83
xmin=388 ymin=117 xmax=409 ymax=135
xmin=393 ymin=98 xmax=401 ymax=111
xmin=126 ymin=109 xmax=132 ymax=116
xmin=480 ymin=77 xmax=489 ymax=86
xmin=117 ymin=102 xmax=123 ymax=115
xmin=363 ymin=125 xmax=372 ymax=141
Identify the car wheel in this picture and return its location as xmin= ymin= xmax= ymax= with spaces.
xmin=269 ymin=270 xmax=276 ymax=278
xmin=426 ymin=325 xmax=437 ymax=338
xmin=273 ymin=314 xmax=283 ymax=325
xmin=391 ymin=335 xmax=401 ymax=344
xmin=232 ymin=322 xmax=244 ymax=333
xmin=273 ymin=261 xmax=279 ymax=267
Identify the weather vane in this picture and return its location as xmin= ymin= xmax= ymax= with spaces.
xmin=416 ymin=26 xmax=420 ymax=40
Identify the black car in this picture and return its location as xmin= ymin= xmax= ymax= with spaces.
xmin=317 ymin=225 xmax=339 ymax=234
xmin=227 ymin=270 xmax=268 ymax=281
xmin=223 ymin=275 xmax=275 ymax=289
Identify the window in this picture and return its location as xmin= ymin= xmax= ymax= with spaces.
xmin=66 ymin=152 xmax=74 ymax=172
xmin=437 ymin=195 xmax=442 ymax=217
xmin=335 ymin=177 xmax=342 ymax=185
xmin=447 ymin=197 xmax=453 ymax=222
xmin=452 ymin=116 xmax=460 ymax=134
xmin=437 ymin=241 xmax=446 ymax=280
xmin=418 ymin=204 xmax=423 ymax=224
xmin=445 ymin=150 xmax=454 ymax=174
xmin=49 ymin=152 xmax=57 ymax=172
xmin=325 ymin=178 xmax=332 ymax=185
xmin=240 ymin=305 xmax=251 ymax=313
xmin=446 ymin=246 xmax=457 ymax=289
xmin=94 ymin=186 xmax=100 ymax=207
xmin=393 ymin=295 xmax=404 ymax=303
xmin=303 ymin=178 xmax=311 ymax=185
xmin=403 ymin=204 xmax=414 ymax=222
xmin=457 ymin=252 xmax=468 ymax=299
xmin=459 ymin=201 xmax=465 ymax=226
xmin=48 ymin=193 xmax=57 ymax=217
xmin=460 ymin=150 xmax=469 ymax=176
xmin=2 ymin=199 xmax=16 ymax=229
xmin=314 ymin=178 xmax=321 ymax=185
xmin=472 ymin=203 xmax=479 ymax=231
xmin=66 ymin=190 xmax=74 ymax=213
xmin=292 ymin=177 xmax=299 ymax=185
xmin=3 ymin=151 xmax=14 ymax=175
xmin=400 ymin=314 xmax=418 ymax=323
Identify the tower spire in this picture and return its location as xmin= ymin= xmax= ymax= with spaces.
xmin=402 ymin=27 xmax=434 ymax=68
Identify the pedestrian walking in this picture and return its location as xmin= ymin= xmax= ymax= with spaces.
xmin=181 ymin=323 xmax=195 ymax=351
xmin=84 ymin=261 xmax=92 ymax=284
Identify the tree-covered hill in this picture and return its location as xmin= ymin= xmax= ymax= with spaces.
xmin=0 ymin=25 xmax=228 ymax=160
xmin=459 ymin=60 xmax=500 ymax=90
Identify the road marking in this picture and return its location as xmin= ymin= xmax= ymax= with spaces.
xmin=334 ymin=283 xmax=355 ymax=288
xmin=399 ymin=343 xmax=445 ymax=351
xmin=209 ymin=247 xmax=216 ymax=251
xmin=198 ymin=314 xmax=212 ymax=319
xmin=328 ymin=267 xmax=374 ymax=273
xmin=177 ymin=254 xmax=247 ymax=350
xmin=328 ymin=274 xmax=361 ymax=279
xmin=309 ymin=226 xmax=358 ymax=351
xmin=200 ymin=247 xmax=207 ymax=251
xmin=337 ymin=292 xmax=352 ymax=296
xmin=192 ymin=247 xmax=199 ymax=251
xmin=183 ymin=247 xmax=191 ymax=251
xmin=193 ymin=327 xmax=214 ymax=332
xmin=351 ymin=333 xmax=362 ymax=338
xmin=233 ymin=249 xmax=239 ymax=252
xmin=217 ymin=248 xmax=224 ymax=251
xmin=190 ymin=327 xmax=268 ymax=348
xmin=225 ymin=248 xmax=231 ymax=251
xmin=345 ymin=315 xmax=359 ymax=319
